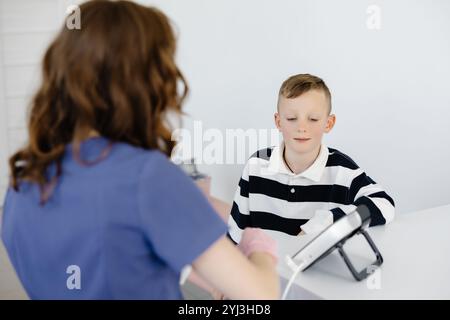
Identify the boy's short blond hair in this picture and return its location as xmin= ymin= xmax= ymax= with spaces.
xmin=278 ymin=74 xmax=332 ymax=114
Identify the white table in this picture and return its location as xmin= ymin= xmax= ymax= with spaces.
xmin=270 ymin=204 xmax=450 ymax=299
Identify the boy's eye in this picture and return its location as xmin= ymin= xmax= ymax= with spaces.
xmin=287 ymin=118 xmax=296 ymax=121
xmin=310 ymin=119 xmax=319 ymax=122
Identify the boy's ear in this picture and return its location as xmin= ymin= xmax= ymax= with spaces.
xmin=325 ymin=114 xmax=336 ymax=133
xmin=274 ymin=113 xmax=281 ymax=130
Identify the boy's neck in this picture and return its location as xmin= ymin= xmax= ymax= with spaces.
xmin=283 ymin=144 xmax=321 ymax=175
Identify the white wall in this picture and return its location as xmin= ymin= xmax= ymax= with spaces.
xmin=1 ymin=0 xmax=449 ymax=214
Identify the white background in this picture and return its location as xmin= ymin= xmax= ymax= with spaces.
xmin=1 ymin=0 xmax=449 ymax=214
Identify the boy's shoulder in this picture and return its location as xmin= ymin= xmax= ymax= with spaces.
xmin=327 ymin=147 xmax=360 ymax=170
xmin=249 ymin=147 xmax=274 ymax=161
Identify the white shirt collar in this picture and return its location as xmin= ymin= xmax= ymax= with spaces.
xmin=267 ymin=142 xmax=329 ymax=182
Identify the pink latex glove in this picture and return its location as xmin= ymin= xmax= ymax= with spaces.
xmin=238 ymin=228 xmax=278 ymax=264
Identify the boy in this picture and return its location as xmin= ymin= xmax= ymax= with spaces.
xmin=228 ymin=74 xmax=395 ymax=243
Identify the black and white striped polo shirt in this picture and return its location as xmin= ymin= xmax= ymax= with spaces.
xmin=227 ymin=144 xmax=395 ymax=243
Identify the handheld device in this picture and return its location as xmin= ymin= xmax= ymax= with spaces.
xmin=282 ymin=205 xmax=383 ymax=299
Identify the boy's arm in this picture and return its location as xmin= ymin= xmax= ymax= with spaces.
xmin=346 ymin=171 xmax=395 ymax=226
xmin=227 ymin=163 xmax=251 ymax=243
xmin=301 ymin=170 xmax=395 ymax=235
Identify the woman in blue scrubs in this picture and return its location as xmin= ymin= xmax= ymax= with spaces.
xmin=1 ymin=0 xmax=279 ymax=299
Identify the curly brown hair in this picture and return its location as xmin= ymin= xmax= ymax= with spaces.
xmin=9 ymin=0 xmax=188 ymax=203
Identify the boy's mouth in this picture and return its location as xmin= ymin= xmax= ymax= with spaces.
xmin=294 ymin=138 xmax=311 ymax=142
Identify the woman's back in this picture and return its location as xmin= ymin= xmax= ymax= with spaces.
xmin=2 ymin=137 xmax=227 ymax=299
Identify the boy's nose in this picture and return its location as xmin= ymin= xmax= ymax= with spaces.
xmin=297 ymin=120 xmax=307 ymax=132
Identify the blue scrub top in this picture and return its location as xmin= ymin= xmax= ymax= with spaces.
xmin=1 ymin=137 xmax=227 ymax=299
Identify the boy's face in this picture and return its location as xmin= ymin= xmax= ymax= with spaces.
xmin=275 ymin=89 xmax=336 ymax=156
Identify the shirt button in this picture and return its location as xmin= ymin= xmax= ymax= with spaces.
xmin=290 ymin=188 xmax=295 ymax=193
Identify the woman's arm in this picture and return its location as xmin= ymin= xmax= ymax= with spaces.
xmin=192 ymin=235 xmax=280 ymax=300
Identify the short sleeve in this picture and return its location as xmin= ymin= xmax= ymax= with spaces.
xmin=137 ymin=152 xmax=227 ymax=272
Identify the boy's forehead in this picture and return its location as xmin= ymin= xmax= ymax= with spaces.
xmin=278 ymin=90 xmax=329 ymax=113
